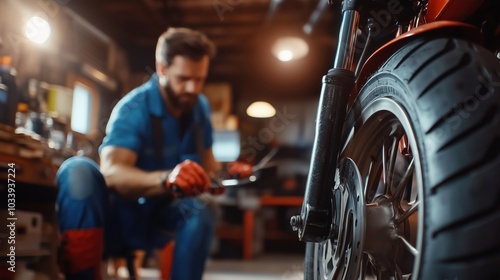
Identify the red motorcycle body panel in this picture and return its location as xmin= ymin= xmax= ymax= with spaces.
xmin=426 ymin=0 xmax=485 ymax=22
xmin=354 ymin=21 xmax=482 ymax=94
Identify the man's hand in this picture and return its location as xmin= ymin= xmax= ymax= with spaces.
xmin=228 ymin=161 xmax=253 ymax=178
xmin=166 ymin=160 xmax=210 ymax=197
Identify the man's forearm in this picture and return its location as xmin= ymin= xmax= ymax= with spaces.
xmin=101 ymin=164 xmax=169 ymax=198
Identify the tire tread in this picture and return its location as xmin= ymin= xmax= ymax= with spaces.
xmin=369 ymin=37 xmax=500 ymax=279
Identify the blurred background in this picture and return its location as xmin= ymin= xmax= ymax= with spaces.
xmin=0 ymin=0 xmax=343 ymax=279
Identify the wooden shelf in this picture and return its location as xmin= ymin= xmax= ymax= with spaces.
xmin=0 ymin=147 xmax=59 ymax=278
xmin=0 ymin=153 xmax=57 ymax=188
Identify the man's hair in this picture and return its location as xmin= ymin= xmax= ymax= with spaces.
xmin=155 ymin=27 xmax=216 ymax=66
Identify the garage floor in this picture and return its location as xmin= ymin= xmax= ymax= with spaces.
xmin=137 ymin=254 xmax=305 ymax=280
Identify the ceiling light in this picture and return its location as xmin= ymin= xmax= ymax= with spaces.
xmin=25 ymin=16 xmax=51 ymax=44
xmin=272 ymin=36 xmax=309 ymax=62
xmin=277 ymin=50 xmax=294 ymax=62
xmin=246 ymin=101 xmax=276 ymax=118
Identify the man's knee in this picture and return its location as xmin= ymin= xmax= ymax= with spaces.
xmin=197 ymin=193 xmax=219 ymax=217
xmin=189 ymin=195 xmax=219 ymax=230
xmin=56 ymin=156 xmax=108 ymax=233
xmin=57 ymin=156 xmax=106 ymax=200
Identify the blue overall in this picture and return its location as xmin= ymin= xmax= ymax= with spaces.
xmin=56 ymin=74 xmax=216 ymax=280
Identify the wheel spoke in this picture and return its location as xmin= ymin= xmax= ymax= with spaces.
xmin=377 ymin=269 xmax=392 ymax=280
xmin=386 ymin=136 xmax=399 ymax=192
xmin=365 ymin=160 xmax=382 ymax=202
xmin=359 ymin=254 xmax=369 ymax=280
xmin=382 ymin=143 xmax=387 ymax=187
xmin=364 ymin=160 xmax=374 ymax=196
xmin=408 ymin=176 xmax=419 ymax=203
xmin=395 ymin=234 xmax=419 ymax=257
xmin=394 ymin=262 xmax=404 ymax=280
xmin=396 ymin=200 xmax=420 ymax=224
xmin=326 ymin=240 xmax=333 ymax=262
xmin=391 ymin=158 xmax=415 ymax=201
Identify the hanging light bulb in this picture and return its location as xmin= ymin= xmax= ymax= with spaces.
xmin=25 ymin=16 xmax=51 ymax=44
xmin=277 ymin=50 xmax=294 ymax=62
xmin=246 ymin=101 xmax=276 ymax=118
xmin=272 ymin=36 xmax=309 ymax=62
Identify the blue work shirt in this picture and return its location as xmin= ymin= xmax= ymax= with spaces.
xmin=100 ymin=73 xmax=213 ymax=169
xmin=99 ymin=73 xmax=214 ymax=251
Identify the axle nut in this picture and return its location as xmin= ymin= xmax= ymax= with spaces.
xmin=290 ymin=215 xmax=302 ymax=232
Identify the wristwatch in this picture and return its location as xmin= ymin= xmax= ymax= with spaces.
xmin=160 ymin=170 xmax=171 ymax=191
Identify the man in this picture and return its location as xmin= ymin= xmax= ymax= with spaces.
xmin=56 ymin=27 xmax=251 ymax=280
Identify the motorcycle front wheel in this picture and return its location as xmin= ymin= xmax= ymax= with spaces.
xmin=305 ymin=37 xmax=500 ymax=280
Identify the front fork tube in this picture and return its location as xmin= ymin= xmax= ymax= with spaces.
xmin=291 ymin=7 xmax=359 ymax=242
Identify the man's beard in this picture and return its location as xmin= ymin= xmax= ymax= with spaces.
xmin=165 ymin=83 xmax=198 ymax=113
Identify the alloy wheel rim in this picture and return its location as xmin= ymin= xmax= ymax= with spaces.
xmin=318 ymin=97 xmax=424 ymax=280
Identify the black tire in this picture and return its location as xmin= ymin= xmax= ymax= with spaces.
xmin=305 ymin=37 xmax=500 ymax=280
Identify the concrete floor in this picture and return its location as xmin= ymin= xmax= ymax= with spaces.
xmin=136 ymin=254 xmax=305 ymax=280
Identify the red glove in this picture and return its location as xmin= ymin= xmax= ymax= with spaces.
xmin=228 ymin=161 xmax=253 ymax=178
xmin=166 ymin=160 xmax=210 ymax=197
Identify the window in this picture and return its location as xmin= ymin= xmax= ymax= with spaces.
xmin=71 ymin=83 xmax=92 ymax=134
xmin=212 ymin=130 xmax=240 ymax=162
xmin=67 ymin=73 xmax=100 ymax=136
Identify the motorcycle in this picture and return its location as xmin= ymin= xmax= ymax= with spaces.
xmin=291 ymin=0 xmax=500 ymax=279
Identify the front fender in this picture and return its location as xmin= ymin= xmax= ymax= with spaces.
xmin=354 ymin=21 xmax=482 ymax=95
